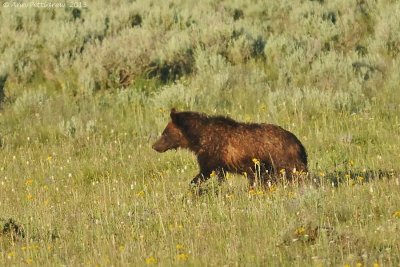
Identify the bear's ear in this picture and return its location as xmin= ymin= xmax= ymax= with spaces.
xmin=170 ymin=108 xmax=187 ymax=129
xmin=170 ymin=108 xmax=179 ymax=124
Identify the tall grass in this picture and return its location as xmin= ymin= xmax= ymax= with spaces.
xmin=0 ymin=0 xmax=400 ymax=266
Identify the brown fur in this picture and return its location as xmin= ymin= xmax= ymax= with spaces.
xmin=153 ymin=109 xmax=308 ymax=187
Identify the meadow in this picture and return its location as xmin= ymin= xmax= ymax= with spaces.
xmin=0 ymin=0 xmax=400 ymax=266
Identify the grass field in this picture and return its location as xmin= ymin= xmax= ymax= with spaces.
xmin=1 ymin=0 xmax=400 ymax=266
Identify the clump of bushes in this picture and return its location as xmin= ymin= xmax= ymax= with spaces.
xmin=0 ymin=0 xmax=399 ymax=100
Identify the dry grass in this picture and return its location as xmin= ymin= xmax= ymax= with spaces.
xmin=1 ymin=0 xmax=400 ymax=266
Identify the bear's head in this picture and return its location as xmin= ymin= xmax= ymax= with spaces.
xmin=152 ymin=109 xmax=190 ymax=152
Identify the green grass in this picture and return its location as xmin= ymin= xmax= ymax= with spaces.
xmin=1 ymin=0 xmax=400 ymax=266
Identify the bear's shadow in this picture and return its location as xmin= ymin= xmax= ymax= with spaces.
xmin=312 ymin=169 xmax=397 ymax=187
xmin=187 ymin=169 xmax=397 ymax=197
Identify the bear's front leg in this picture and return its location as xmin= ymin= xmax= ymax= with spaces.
xmin=190 ymin=170 xmax=212 ymax=186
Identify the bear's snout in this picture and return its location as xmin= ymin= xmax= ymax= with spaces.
xmin=152 ymin=142 xmax=161 ymax=152
xmin=152 ymin=139 xmax=167 ymax=153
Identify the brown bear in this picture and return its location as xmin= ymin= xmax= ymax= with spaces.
xmin=152 ymin=108 xmax=308 ymax=187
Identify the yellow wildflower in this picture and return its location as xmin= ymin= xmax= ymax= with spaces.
xmin=210 ymin=171 xmax=217 ymax=178
xmin=393 ymin=211 xmax=400 ymax=218
xmin=7 ymin=251 xmax=16 ymax=259
xmin=25 ymin=178 xmax=33 ymax=186
xmin=176 ymin=244 xmax=184 ymax=250
xmin=268 ymin=185 xmax=277 ymax=193
xmin=145 ymin=256 xmax=158 ymax=265
xmin=256 ymin=190 xmax=265 ymax=195
xmin=260 ymin=104 xmax=267 ymax=111
xmin=249 ymin=189 xmax=265 ymax=197
xmin=136 ymin=190 xmax=145 ymax=197
xmin=295 ymin=227 xmax=305 ymax=236
xmin=225 ymin=193 xmax=234 ymax=199
xmin=177 ymin=253 xmax=189 ymax=262
xmin=252 ymin=158 xmax=260 ymax=165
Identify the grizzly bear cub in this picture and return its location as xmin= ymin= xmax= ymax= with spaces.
xmin=153 ymin=109 xmax=308 ymax=187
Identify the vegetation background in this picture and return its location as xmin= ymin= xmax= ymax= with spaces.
xmin=0 ymin=0 xmax=399 ymax=265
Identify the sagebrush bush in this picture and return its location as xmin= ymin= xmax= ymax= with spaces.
xmin=12 ymin=87 xmax=48 ymax=115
